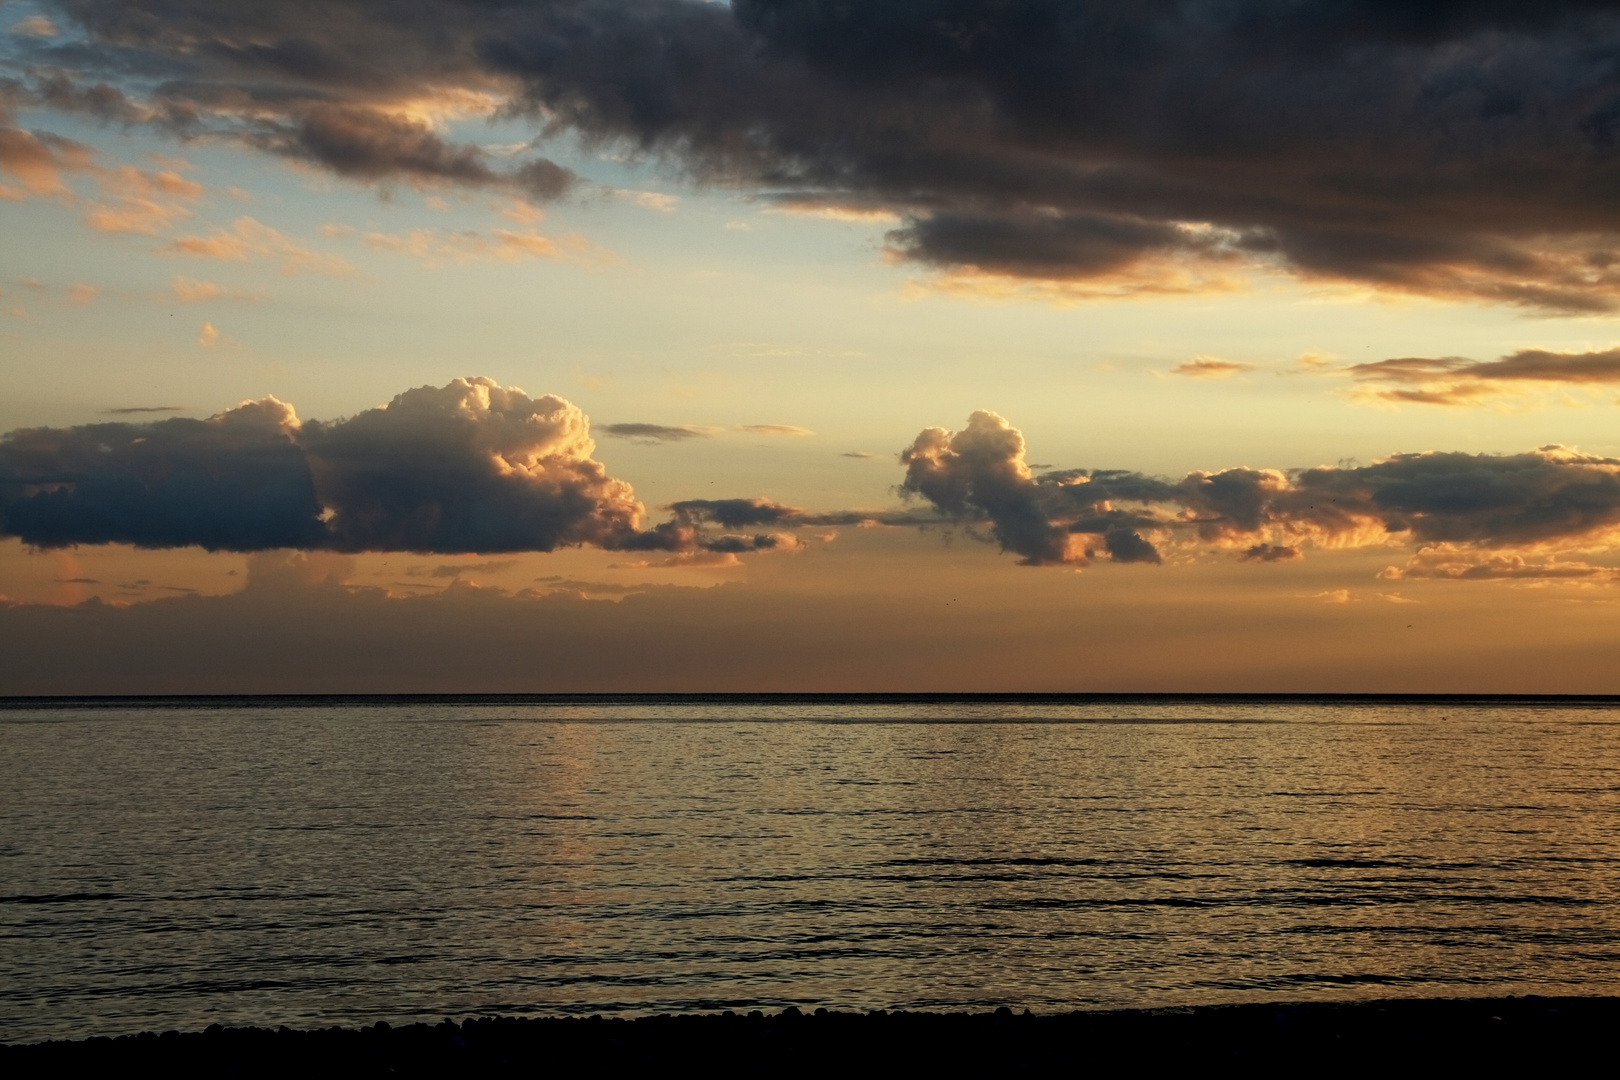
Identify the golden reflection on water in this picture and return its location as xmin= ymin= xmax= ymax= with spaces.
xmin=2 ymin=699 xmax=1618 ymax=1041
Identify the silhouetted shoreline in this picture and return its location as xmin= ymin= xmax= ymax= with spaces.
xmin=4 ymin=997 xmax=1615 ymax=1076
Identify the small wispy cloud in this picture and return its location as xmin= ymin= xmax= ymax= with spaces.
xmin=356 ymin=225 xmax=600 ymax=267
xmin=11 ymin=15 xmax=58 ymax=37
xmin=617 ymin=189 xmax=679 ymax=212
xmin=738 ymin=423 xmax=815 ymax=437
xmin=1171 ymin=356 xmax=1256 ymax=378
xmin=1332 ymin=346 xmax=1620 ymax=407
xmin=167 ymin=276 xmax=262 ymax=303
xmin=600 ymin=423 xmax=713 ymax=443
xmin=766 ymin=198 xmax=901 ymax=224
xmin=1238 ymin=543 xmax=1301 ymax=562
xmin=171 ymin=217 xmax=350 ymax=275
xmin=407 ymin=560 xmax=519 ymax=579
xmin=83 ymin=165 xmax=204 ymax=236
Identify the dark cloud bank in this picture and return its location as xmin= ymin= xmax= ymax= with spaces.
xmin=0 ymin=377 xmax=840 ymax=556
xmin=6 ymin=384 xmax=1620 ymax=584
xmin=14 ymin=1 xmax=1620 ymax=307
xmin=899 ymin=410 xmax=1620 ymax=578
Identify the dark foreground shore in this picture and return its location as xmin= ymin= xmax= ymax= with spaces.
xmin=4 ymin=997 xmax=1614 ymax=1076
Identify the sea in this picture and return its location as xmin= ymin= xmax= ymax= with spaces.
xmin=2 ymin=695 xmax=1618 ymax=1044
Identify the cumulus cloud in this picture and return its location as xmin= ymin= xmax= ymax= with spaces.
xmin=901 ymin=410 xmax=1620 ymax=568
xmin=0 ymin=377 xmax=856 ymax=557
xmin=1346 ymin=347 xmax=1620 ymax=405
xmin=291 ymin=379 xmax=662 ymax=553
xmin=901 ymin=412 xmax=1085 ymax=565
xmin=0 ymin=396 xmax=326 ymax=550
xmin=18 ymin=380 xmax=1620 ymax=578
xmin=20 ymin=2 xmax=1620 ymax=307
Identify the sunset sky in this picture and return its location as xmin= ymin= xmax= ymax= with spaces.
xmin=6 ymin=0 xmax=1620 ymax=692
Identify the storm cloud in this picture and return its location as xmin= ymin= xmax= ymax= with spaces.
xmin=256 ymin=104 xmax=577 ymax=200
xmin=11 ymin=381 xmax=1620 ymax=574
xmin=902 ymin=411 xmax=1620 ymax=567
xmin=12 ymin=1 xmax=1620 ymax=307
xmin=0 ymin=377 xmax=803 ymax=554
xmin=0 ymin=397 xmax=326 ymax=550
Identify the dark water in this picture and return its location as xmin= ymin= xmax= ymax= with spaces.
xmin=3 ymin=696 xmax=1619 ymax=1043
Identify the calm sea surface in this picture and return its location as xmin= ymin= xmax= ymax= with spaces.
xmin=3 ymin=695 xmax=1619 ymax=1042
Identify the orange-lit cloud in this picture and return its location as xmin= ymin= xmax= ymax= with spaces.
xmin=618 ymin=190 xmax=679 ymax=212
xmin=901 ymin=410 xmax=1620 ymax=569
xmin=11 ymin=15 xmax=58 ymax=37
xmin=83 ymin=164 xmax=204 ymax=234
xmin=356 ymin=226 xmax=598 ymax=266
xmin=0 ymin=378 xmax=843 ymax=557
xmin=1173 ymin=357 xmax=1256 ymax=379
xmin=900 ymin=259 xmax=1250 ymax=305
xmin=159 ymin=276 xmax=264 ymax=304
xmin=766 ymin=198 xmax=900 ymax=224
xmin=737 ymin=424 xmax=814 ymax=437
xmin=1380 ymin=551 xmax=1620 ymax=583
xmin=0 ymin=118 xmax=210 ymax=240
xmin=11 ymin=383 xmax=1620 ymax=585
xmin=1343 ymin=346 xmax=1620 ymax=407
xmin=171 ymin=217 xmax=351 ymax=275
xmin=0 ymin=125 xmax=92 ymax=201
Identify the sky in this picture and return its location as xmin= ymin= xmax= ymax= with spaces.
xmin=6 ymin=0 xmax=1620 ymax=692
